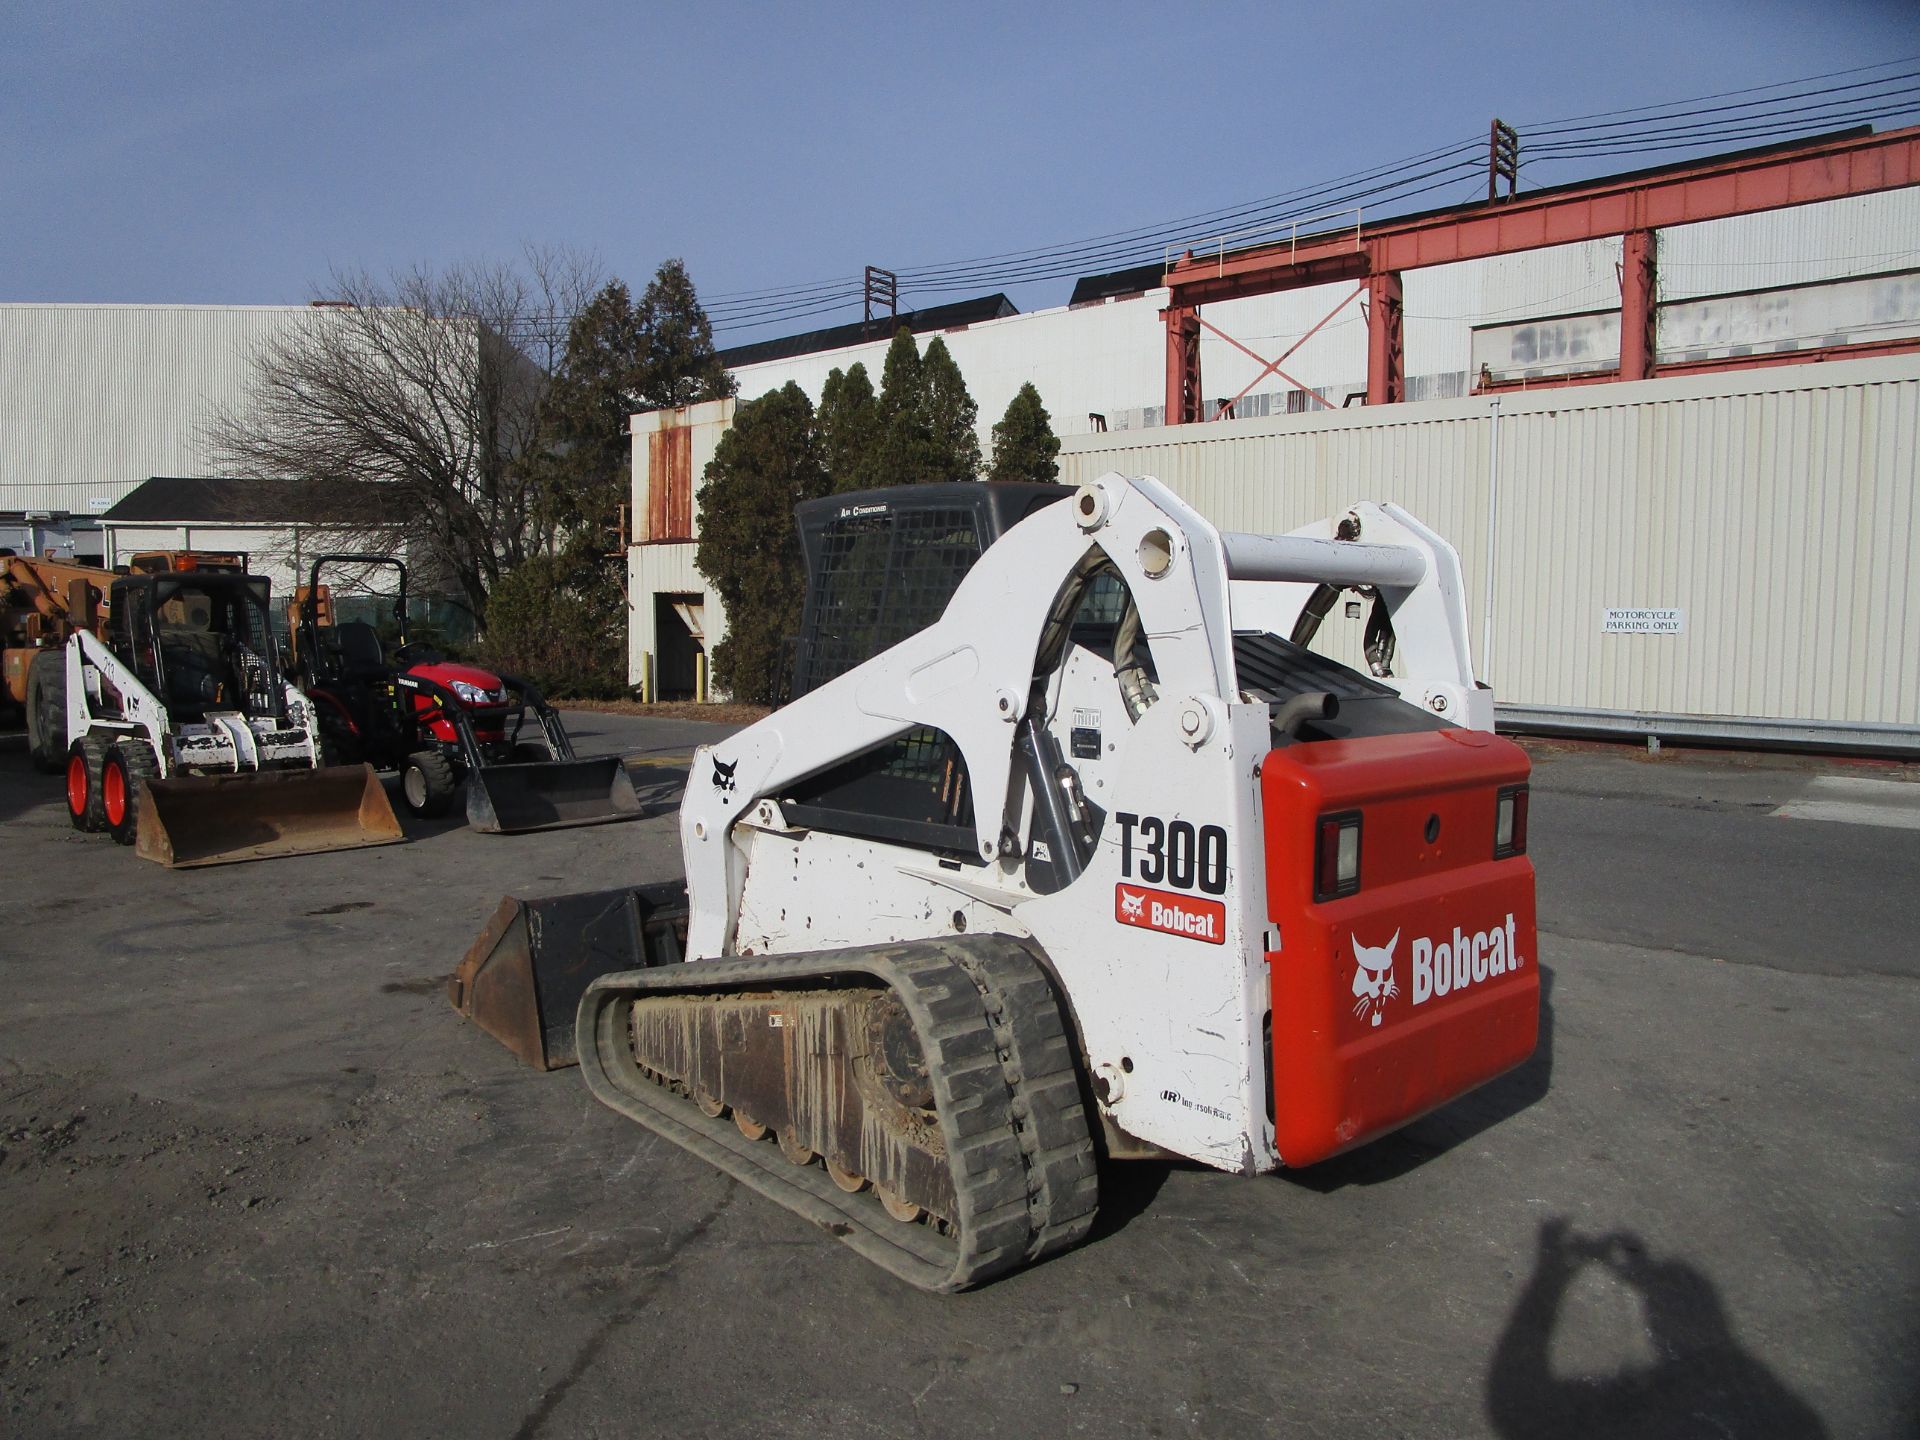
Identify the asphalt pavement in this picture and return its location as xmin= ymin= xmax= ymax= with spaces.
xmin=1 ymin=717 xmax=1914 ymax=1439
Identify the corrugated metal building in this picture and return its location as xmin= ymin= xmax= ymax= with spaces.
xmin=0 ymin=303 xmax=319 ymax=538
xmin=1057 ymin=354 xmax=1920 ymax=749
xmin=634 ymin=183 xmax=1919 ymax=744
xmin=628 ymin=356 xmax=1919 ymax=747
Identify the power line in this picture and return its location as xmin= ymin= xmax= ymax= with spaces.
xmin=1523 ymin=68 xmax=1920 ymax=140
xmin=1515 ymin=55 xmax=1920 ymax=130
xmin=699 ymin=135 xmax=1490 ymax=313
xmin=688 ymin=61 xmax=1920 ymax=337
xmin=1522 ymin=85 xmax=1920 ymax=154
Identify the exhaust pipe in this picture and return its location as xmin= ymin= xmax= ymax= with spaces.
xmin=135 ymin=764 xmax=404 ymax=868
xmin=1272 ymin=691 xmax=1340 ymax=741
xmin=465 ymin=756 xmax=643 ymax=834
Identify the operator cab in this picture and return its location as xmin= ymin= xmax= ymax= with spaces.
xmin=106 ymin=573 xmax=286 ymax=722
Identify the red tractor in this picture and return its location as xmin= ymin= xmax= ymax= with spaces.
xmin=290 ymin=556 xmax=639 ymax=833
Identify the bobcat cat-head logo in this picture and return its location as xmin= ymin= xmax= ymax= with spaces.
xmin=1118 ymin=888 xmax=1145 ymax=922
xmin=711 ymin=756 xmax=738 ymax=794
xmin=1351 ymin=930 xmax=1400 ymax=1028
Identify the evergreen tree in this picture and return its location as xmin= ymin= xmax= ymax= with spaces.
xmin=873 ymin=328 xmax=931 ymax=485
xmin=921 ymin=337 xmax=982 ymax=480
xmin=694 ymin=384 xmax=828 ymax=703
xmin=485 ymin=278 xmax=639 ymax=696
xmin=487 ymin=263 xmax=740 ymax=698
xmin=816 ymin=362 xmax=884 ymax=494
xmin=535 ymin=279 xmax=643 ymax=538
xmin=871 ymin=329 xmax=983 ymax=485
xmin=635 ymin=258 xmax=737 ymax=408
xmin=988 ymin=382 xmax=1061 ymax=484
xmin=484 ymin=552 xmax=627 ymax=699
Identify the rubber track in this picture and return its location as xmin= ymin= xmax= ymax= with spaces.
xmin=942 ymin=941 xmax=1100 ymax=1263
xmin=575 ymin=934 xmax=1099 ymax=1292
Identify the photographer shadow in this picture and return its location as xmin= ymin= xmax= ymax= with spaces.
xmin=1486 ymin=1218 xmax=1827 ymax=1439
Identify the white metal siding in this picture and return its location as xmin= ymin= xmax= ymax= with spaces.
xmin=1657 ymin=189 xmax=1920 ymax=301
xmin=1060 ymin=355 xmax=1920 ymax=734
xmin=627 ymin=542 xmax=725 ymax=693
xmin=0 ymin=304 xmax=320 ymax=515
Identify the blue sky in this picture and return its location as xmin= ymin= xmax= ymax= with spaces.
xmin=6 ymin=1 xmax=1917 ymax=343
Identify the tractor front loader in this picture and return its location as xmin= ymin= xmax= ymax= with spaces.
xmin=292 ymin=556 xmax=640 ymax=834
xmin=62 ymin=569 xmax=402 ymax=866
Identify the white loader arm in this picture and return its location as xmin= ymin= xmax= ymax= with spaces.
xmin=1222 ymin=502 xmax=1488 ymax=729
xmin=66 ymin=629 xmax=171 ymax=766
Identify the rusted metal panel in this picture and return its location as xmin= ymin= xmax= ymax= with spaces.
xmin=646 ymin=425 xmax=694 ymax=541
xmin=449 ymin=882 xmax=687 ymax=1069
xmin=628 ymin=987 xmax=957 ymax=1222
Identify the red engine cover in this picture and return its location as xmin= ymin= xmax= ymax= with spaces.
xmin=1260 ymin=728 xmax=1538 ymax=1166
xmin=407 ymin=660 xmax=510 ymax=744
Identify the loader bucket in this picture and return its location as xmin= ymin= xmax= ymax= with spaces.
xmin=464 ymin=755 xmax=643 ymax=834
xmin=134 ymin=764 xmax=405 ymax=868
xmin=449 ymin=881 xmax=689 ymax=1068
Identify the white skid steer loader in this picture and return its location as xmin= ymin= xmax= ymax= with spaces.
xmin=458 ymin=472 xmax=1538 ymax=1290
xmin=62 ymin=568 xmax=402 ymax=866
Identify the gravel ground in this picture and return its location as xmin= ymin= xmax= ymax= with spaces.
xmin=2 ymin=717 xmax=1914 ymax=1439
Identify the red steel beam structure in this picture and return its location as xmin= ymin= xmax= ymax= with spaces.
xmin=1161 ymin=125 xmax=1920 ymax=423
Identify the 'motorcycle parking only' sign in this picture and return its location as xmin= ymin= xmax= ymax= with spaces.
xmin=1602 ymin=608 xmax=1685 ymax=634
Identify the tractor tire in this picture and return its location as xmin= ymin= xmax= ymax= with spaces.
xmin=26 ymin=650 xmax=67 ymax=774
xmin=400 ymin=749 xmax=457 ymax=818
xmin=104 ymin=738 xmax=160 ymax=846
xmin=66 ymin=735 xmax=110 ymax=834
xmin=510 ymin=741 xmax=552 ymax=764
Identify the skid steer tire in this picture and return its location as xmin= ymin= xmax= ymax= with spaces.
xmin=104 ymin=739 xmax=160 ymax=846
xmin=66 ymin=735 xmax=110 ymax=833
xmin=401 ymin=749 xmax=457 ymax=818
xmin=26 ymin=650 xmax=67 ymax=775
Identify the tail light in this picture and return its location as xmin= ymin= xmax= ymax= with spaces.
xmin=1314 ymin=811 xmax=1363 ymax=901
xmin=1495 ymin=784 xmax=1529 ymax=858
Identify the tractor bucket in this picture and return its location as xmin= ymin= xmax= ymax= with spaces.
xmin=464 ymin=755 xmax=643 ymax=835
xmin=449 ymin=881 xmax=689 ymax=1068
xmin=134 ymin=764 xmax=405 ymax=868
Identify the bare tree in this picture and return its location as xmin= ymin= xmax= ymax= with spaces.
xmin=211 ymin=248 xmax=603 ymax=616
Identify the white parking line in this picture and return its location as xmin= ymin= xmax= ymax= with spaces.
xmin=1773 ymin=775 xmax=1920 ymax=831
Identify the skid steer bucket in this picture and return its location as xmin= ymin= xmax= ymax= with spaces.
xmin=135 ymin=764 xmax=405 ymax=868
xmin=449 ymin=880 xmax=689 ymax=1068
xmin=464 ymin=755 xmax=643 ymax=835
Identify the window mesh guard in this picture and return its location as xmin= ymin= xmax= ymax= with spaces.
xmin=784 ymin=505 xmax=987 ymax=853
xmin=791 ymin=507 xmax=983 ymax=697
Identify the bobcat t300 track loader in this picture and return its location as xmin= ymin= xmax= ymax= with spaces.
xmin=475 ymin=472 xmax=1539 ymax=1290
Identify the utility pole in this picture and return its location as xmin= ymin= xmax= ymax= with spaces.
xmin=1488 ymin=119 xmax=1519 ymax=202
xmin=862 ymin=266 xmax=898 ymax=340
